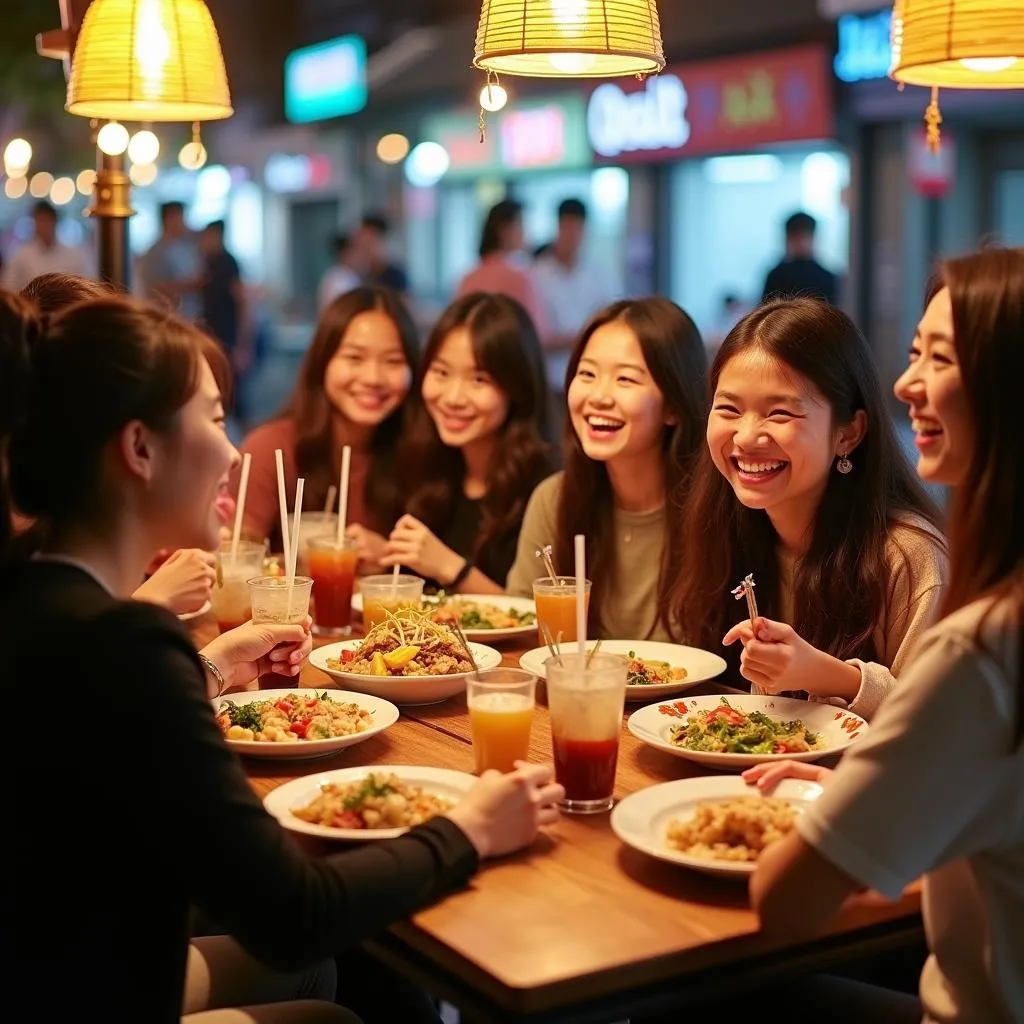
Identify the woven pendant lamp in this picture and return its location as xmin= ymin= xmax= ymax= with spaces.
xmin=66 ymin=0 xmax=232 ymax=121
xmin=474 ymin=0 xmax=665 ymax=78
xmin=891 ymin=0 xmax=1024 ymax=149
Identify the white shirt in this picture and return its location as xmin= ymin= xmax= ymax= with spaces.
xmin=2 ymin=239 xmax=93 ymax=293
xmin=318 ymin=265 xmax=361 ymax=311
xmin=797 ymin=595 xmax=1024 ymax=1024
xmin=533 ymin=253 xmax=617 ymax=390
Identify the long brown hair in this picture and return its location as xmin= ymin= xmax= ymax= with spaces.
xmin=399 ymin=293 xmax=554 ymax=574
xmin=671 ymin=298 xmax=942 ymax=663
xmin=555 ymin=298 xmax=708 ymax=640
xmin=19 ymin=272 xmax=116 ymax=313
xmin=934 ymin=248 xmax=1024 ymax=742
xmin=285 ymin=286 xmax=417 ymax=531
xmin=0 ymin=292 xmax=229 ymax=554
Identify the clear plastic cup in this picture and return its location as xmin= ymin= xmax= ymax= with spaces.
xmin=248 ymin=575 xmax=313 ymax=625
xmin=294 ymin=512 xmax=338 ymax=577
xmin=546 ymin=651 xmax=628 ymax=814
xmin=533 ymin=576 xmax=592 ymax=647
xmin=211 ymin=540 xmax=267 ymax=632
xmin=467 ymin=669 xmax=537 ymax=774
xmin=308 ymin=536 xmax=358 ymax=636
xmin=359 ymin=574 xmax=425 ymax=631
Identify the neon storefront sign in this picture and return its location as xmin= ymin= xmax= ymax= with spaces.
xmin=587 ymin=76 xmax=691 ymax=158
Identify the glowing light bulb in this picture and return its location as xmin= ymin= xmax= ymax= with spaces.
xmin=76 ymin=169 xmax=97 ymax=196
xmin=548 ymin=53 xmax=596 ymax=74
xmin=29 ymin=171 xmax=54 ymax=198
xmin=4 ymin=176 xmax=27 ymax=199
xmin=479 ymin=83 xmax=508 ymax=112
xmin=128 ymin=130 xmax=160 ymax=165
xmin=179 ymin=141 xmax=208 ymax=170
xmin=97 ymin=122 xmax=130 ymax=156
xmin=3 ymin=137 xmax=32 ymax=176
xmin=134 ymin=0 xmax=171 ymax=97
xmin=551 ymin=0 xmax=589 ymax=37
xmin=376 ymin=133 xmax=410 ymax=164
xmin=50 ymin=177 xmax=76 ymax=206
xmin=959 ymin=56 xmax=1018 ymax=73
xmin=130 ymin=162 xmax=158 ymax=187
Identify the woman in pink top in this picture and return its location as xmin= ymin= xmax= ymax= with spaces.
xmin=457 ymin=199 xmax=549 ymax=338
xmin=235 ymin=287 xmax=416 ymax=564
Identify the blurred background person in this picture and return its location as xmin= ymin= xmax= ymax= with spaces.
xmin=354 ymin=213 xmax=408 ymax=294
xmin=458 ymin=199 xmax=548 ymax=338
xmin=533 ymin=198 xmax=618 ymax=391
xmin=139 ymin=201 xmax=202 ymax=319
xmin=2 ymin=201 xmax=92 ymax=292
xmin=200 ymin=220 xmax=250 ymax=373
xmin=761 ymin=211 xmax=839 ymax=306
xmin=318 ymin=233 xmax=366 ymax=312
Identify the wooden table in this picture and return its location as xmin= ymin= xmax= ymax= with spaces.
xmin=195 ymin=618 xmax=923 ymax=1024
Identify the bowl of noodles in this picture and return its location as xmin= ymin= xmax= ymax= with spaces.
xmin=627 ymin=694 xmax=868 ymax=769
xmin=310 ymin=610 xmax=502 ymax=705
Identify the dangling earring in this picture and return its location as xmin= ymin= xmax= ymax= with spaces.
xmin=836 ymin=451 xmax=853 ymax=475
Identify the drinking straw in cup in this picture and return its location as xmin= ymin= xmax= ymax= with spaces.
xmin=359 ymin=574 xmax=425 ymax=630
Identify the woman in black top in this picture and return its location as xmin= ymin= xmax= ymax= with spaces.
xmin=2 ymin=292 xmax=562 ymax=1022
xmin=385 ymin=293 xmax=554 ymax=593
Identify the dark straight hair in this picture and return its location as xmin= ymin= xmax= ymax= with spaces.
xmin=931 ymin=247 xmax=1024 ymax=742
xmin=671 ymin=298 xmax=943 ymax=662
xmin=285 ymin=286 xmax=418 ymax=532
xmin=479 ymin=199 xmax=522 ymax=258
xmin=555 ymin=297 xmax=708 ymax=640
xmin=399 ymin=292 xmax=554 ymax=565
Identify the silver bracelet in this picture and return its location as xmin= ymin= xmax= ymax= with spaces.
xmin=199 ymin=654 xmax=228 ymax=697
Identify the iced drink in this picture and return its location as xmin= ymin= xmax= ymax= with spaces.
xmin=294 ymin=512 xmax=338 ymax=577
xmin=308 ymin=537 xmax=357 ymax=636
xmin=211 ymin=540 xmax=267 ymax=632
xmin=359 ymin=574 xmax=425 ymax=630
xmin=533 ymin=576 xmax=591 ymax=646
xmin=248 ymin=575 xmax=313 ymax=625
xmin=546 ymin=652 xmax=628 ymax=814
xmin=467 ymin=669 xmax=536 ymax=774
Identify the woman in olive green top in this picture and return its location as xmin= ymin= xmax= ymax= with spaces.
xmin=506 ymin=298 xmax=707 ymax=641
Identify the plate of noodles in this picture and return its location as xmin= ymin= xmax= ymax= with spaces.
xmin=310 ymin=610 xmax=501 ymax=705
xmin=627 ymin=694 xmax=868 ymax=769
xmin=352 ymin=592 xmax=537 ymax=642
xmin=611 ymin=775 xmax=824 ymax=879
xmin=263 ymin=765 xmax=477 ymax=841
xmin=519 ymin=640 xmax=725 ymax=701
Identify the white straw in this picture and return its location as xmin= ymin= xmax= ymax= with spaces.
xmin=574 ymin=533 xmax=586 ymax=658
xmin=390 ymin=562 xmax=401 ymax=597
xmin=274 ymin=449 xmax=292 ymax=576
xmin=324 ymin=485 xmax=337 ymax=516
xmin=229 ymin=452 xmax=251 ymax=565
xmin=335 ymin=445 xmax=351 ymax=544
xmin=285 ymin=477 xmax=304 ymax=620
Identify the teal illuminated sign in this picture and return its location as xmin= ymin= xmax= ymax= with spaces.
xmin=285 ymin=35 xmax=367 ymax=123
xmin=834 ymin=9 xmax=892 ymax=83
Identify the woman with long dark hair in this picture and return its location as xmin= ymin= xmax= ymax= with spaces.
xmin=236 ymin=287 xmax=415 ymax=565
xmin=507 ymin=297 xmax=707 ymax=641
xmin=745 ymin=248 xmax=1024 ymax=1024
xmin=671 ymin=298 xmax=946 ymax=719
xmin=1 ymin=291 xmax=562 ymax=1022
xmin=384 ymin=293 xmax=554 ymax=591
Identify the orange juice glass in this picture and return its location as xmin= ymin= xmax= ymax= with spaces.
xmin=308 ymin=537 xmax=358 ymax=636
xmin=359 ymin=574 xmax=425 ymax=631
xmin=467 ymin=669 xmax=537 ymax=774
xmin=532 ymin=576 xmax=591 ymax=647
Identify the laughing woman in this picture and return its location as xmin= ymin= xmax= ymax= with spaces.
xmin=506 ymin=297 xmax=707 ymax=641
xmin=383 ymin=293 xmax=554 ymax=593
xmin=235 ymin=287 xmax=415 ymax=564
xmin=672 ymin=299 xmax=946 ymax=720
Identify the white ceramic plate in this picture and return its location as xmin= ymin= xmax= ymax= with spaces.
xmin=519 ymin=640 xmax=726 ymax=701
xmin=611 ymin=775 xmax=824 ymax=879
xmin=351 ymin=593 xmax=537 ymax=643
xmin=264 ymin=765 xmax=477 ymax=841
xmin=212 ymin=688 xmax=399 ymax=760
xmin=310 ymin=640 xmax=502 ymax=705
xmin=627 ymin=694 xmax=868 ymax=770
xmin=178 ymin=600 xmax=212 ymax=622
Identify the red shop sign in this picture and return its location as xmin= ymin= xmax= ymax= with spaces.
xmin=587 ymin=44 xmax=834 ymax=163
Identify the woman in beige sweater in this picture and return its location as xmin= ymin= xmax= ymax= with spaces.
xmin=672 ymin=298 xmax=947 ymax=720
xmin=507 ymin=297 xmax=707 ymax=641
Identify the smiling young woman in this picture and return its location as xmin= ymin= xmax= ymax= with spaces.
xmin=507 ymin=297 xmax=707 ymax=641
xmin=671 ymin=298 xmax=947 ymax=719
xmin=386 ymin=293 xmax=554 ymax=592
xmin=234 ymin=287 xmax=416 ymax=563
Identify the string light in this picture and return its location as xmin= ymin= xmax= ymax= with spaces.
xmin=3 ymin=137 xmax=32 ymax=176
xmin=76 ymin=169 xmax=98 ymax=195
xmin=29 ymin=171 xmax=54 ymax=198
xmin=376 ymin=133 xmax=410 ymax=164
xmin=127 ymin=129 xmax=160 ymax=165
xmin=97 ymin=121 xmax=130 ymax=156
xmin=178 ymin=123 xmax=208 ymax=170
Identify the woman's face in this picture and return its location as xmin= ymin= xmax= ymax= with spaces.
xmin=150 ymin=358 xmax=238 ymax=550
xmin=893 ymin=286 xmax=972 ymax=487
xmin=707 ymin=348 xmax=863 ymax=521
xmin=421 ymin=326 xmax=510 ymax=450
xmin=324 ymin=309 xmax=412 ymax=428
xmin=567 ymin=320 xmax=672 ymax=466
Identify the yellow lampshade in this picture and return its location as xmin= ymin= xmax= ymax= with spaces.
xmin=891 ymin=0 xmax=1024 ymax=88
xmin=66 ymin=0 xmax=232 ymax=121
xmin=474 ymin=0 xmax=665 ymax=78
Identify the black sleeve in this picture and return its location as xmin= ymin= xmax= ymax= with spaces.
xmin=761 ymin=266 xmax=780 ymax=304
xmin=107 ymin=604 xmax=479 ymax=971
